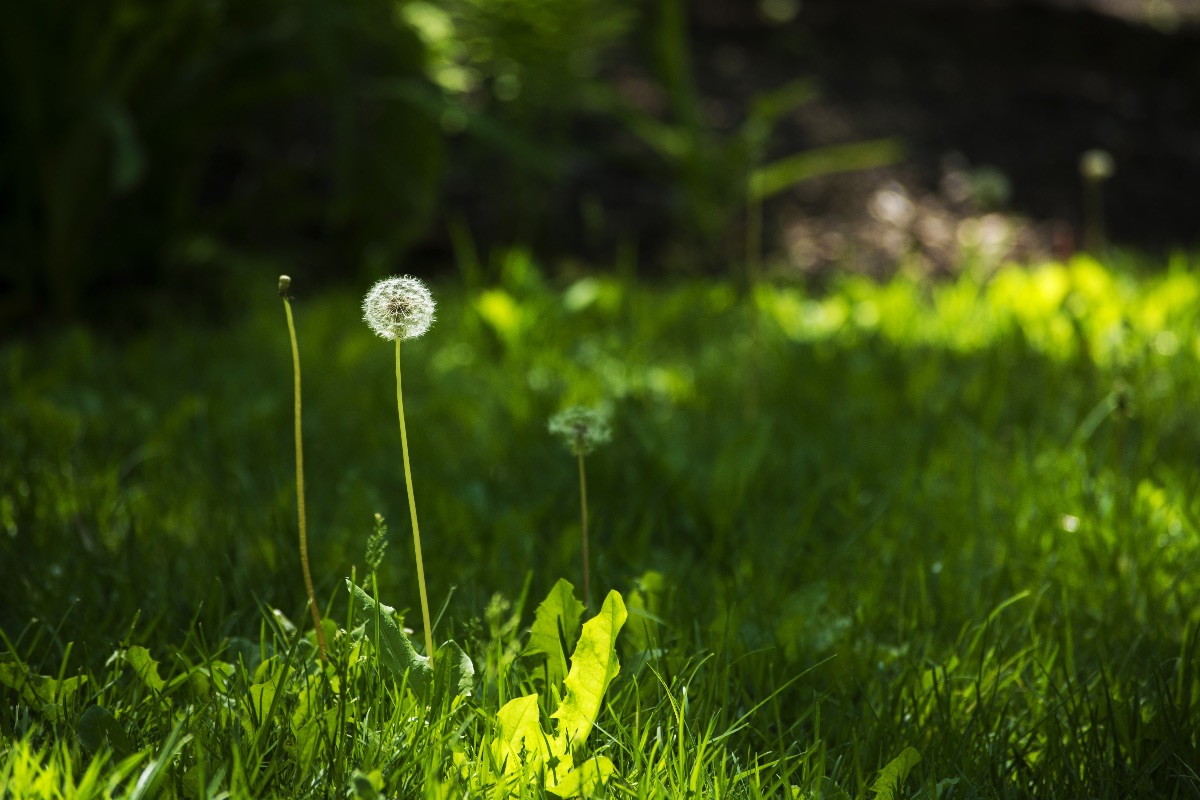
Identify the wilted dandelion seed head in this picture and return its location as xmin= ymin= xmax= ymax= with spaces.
xmin=363 ymin=276 xmax=436 ymax=340
xmin=549 ymin=406 xmax=612 ymax=456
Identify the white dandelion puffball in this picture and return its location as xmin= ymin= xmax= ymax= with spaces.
xmin=363 ymin=276 xmax=436 ymax=341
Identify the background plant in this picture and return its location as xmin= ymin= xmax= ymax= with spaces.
xmin=0 ymin=0 xmax=441 ymax=327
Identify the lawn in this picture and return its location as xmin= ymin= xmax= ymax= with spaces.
xmin=2 ymin=253 xmax=1199 ymax=798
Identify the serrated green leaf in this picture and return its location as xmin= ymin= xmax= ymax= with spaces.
xmin=433 ymin=640 xmax=475 ymax=701
xmin=871 ymin=747 xmax=921 ymax=800
xmin=0 ymin=662 xmax=87 ymax=720
xmin=76 ymin=705 xmax=134 ymax=757
xmin=524 ymin=578 xmax=585 ymax=691
xmin=551 ymin=590 xmax=627 ymax=752
xmin=124 ymin=646 xmax=165 ymax=693
xmin=347 ymin=579 xmax=432 ymax=696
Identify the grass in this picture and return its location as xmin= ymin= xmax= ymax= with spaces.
xmin=2 ymin=251 xmax=1200 ymax=797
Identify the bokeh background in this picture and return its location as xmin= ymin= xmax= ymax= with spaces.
xmin=3 ymin=0 xmax=1199 ymax=334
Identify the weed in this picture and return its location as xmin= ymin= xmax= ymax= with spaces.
xmin=279 ymin=275 xmax=327 ymax=661
xmin=363 ymin=275 xmax=438 ymax=664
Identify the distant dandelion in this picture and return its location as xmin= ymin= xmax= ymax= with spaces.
xmin=549 ymin=406 xmax=612 ymax=457
xmin=549 ymin=404 xmax=612 ymax=608
xmin=363 ymin=276 xmax=436 ymax=341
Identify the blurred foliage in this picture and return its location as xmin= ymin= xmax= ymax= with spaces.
xmin=403 ymin=0 xmax=635 ymax=245
xmin=1 ymin=0 xmax=909 ymax=330
xmin=0 ymin=0 xmax=441 ymax=325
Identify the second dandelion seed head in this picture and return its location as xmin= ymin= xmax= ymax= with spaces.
xmin=549 ymin=405 xmax=612 ymax=456
xmin=363 ymin=276 xmax=436 ymax=341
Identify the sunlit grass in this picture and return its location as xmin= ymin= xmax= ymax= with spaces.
xmin=2 ymin=253 xmax=1199 ymax=797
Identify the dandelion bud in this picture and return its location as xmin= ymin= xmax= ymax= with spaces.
xmin=363 ymin=276 xmax=436 ymax=341
xmin=549 ymin=406 xmax=612 ymax=456
xmin=278 ymin=274 xmax=292 ymax=296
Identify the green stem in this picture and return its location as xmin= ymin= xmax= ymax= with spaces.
xmin=396 ymin=339 xmax=436 ymax=664
xmin=283 ymin=297 xmax=327 ymax=661
xmin=578 ymin=452 xmax=590 ymax=610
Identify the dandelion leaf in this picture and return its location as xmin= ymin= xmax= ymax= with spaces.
xmin=432 ymin=639 xmax=475 ymax=703
xmin=870 ymin=747 xmax=921 ymax=800
xmin=494 ymin=694 xmax=551 ymax=775
xmin=490 ymin=592 xmax=627 ymax=796
xmin=77 ymin=705 xmax=133 ymax=757
xmin=551 ymin=590 xmax=627 ymax=751
xmin=524 ymin=578 xmax=585 ymax=691
xmin=124 ymin=646 xmax=165 ymax=693
xmin=0 ymin=662 xmax=87 ymax=722
xmin=347 ymin=579 xmax=432 ymax=696
xmin=548 ymin=756 xmax=615 ymax=798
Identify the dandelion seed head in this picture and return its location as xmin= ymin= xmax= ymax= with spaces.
xmin=363 ymin=276 xmax=436 ymax=341
xmin=549 ymin=405 xmax=612 ymax=456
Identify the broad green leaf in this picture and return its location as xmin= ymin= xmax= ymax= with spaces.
xmin=124 ymin=646 xmax=165 ymax=693
xmin=870 ymin=747 xmax=921 ymax=800
xmin=493 ymin=694 xmax=551 ymax=775
xmin=524 ymin=578 xmax=585 ymax=691
xmin=749 ymin=139 xmax=904 ymax=201
xmin=241 ymin=683 xmax=277 ymax=733
xmin=347 ymin=579 xmax=432 ymax=696
xmin=77 ymin=705 xmax=134 ymax=757
xmin=548 ymin=756 xmax=615 ymax=798
xmin=432 ymin=640 xmax=475 ymax=702
xmin=551 ymin=590 xmax=627 ymax=752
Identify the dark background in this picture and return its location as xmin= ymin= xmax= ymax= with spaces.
xmin=2 ymin=0 xmax=1198 ymax=333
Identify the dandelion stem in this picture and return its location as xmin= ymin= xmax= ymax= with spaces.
xmin=283 ymin=294 xmax=327 ymax=661
xmin=578 ymin=452 xmax=590 ymax=610
xmin=395 ymin=339 xmax=435 ymax=663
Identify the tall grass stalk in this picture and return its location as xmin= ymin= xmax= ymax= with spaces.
xmin=279 ymin=275 xmax=327 ymax=661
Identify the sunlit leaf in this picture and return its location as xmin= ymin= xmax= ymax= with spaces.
xmin=548 ymin=755 xmax=615 ymax=798
xmin=551 ymin=590 xmax=627 ymax=751
xmin=870 ymin=747 xmax=921 ymax=800
xmin=524 ymin=578 xmax=585 ymax=691
xmin=124 ymin=646 xmax=165 ymax=694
